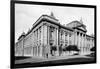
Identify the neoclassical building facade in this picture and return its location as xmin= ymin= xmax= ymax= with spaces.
xmin=15 ymin=13 xmax=94 ymax=57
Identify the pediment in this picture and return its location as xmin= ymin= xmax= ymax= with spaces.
xmin=67 ymin=20 xmax=85 ymax=29
xmin=77 ymin=26 xmax=87 ymax=32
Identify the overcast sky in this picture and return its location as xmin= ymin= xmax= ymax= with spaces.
xmin=15 ymin=3 xmax=94 ymax=42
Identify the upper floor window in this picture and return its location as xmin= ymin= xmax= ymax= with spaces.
xmin=60 ymin=30 xmax=64 ymax=40
xmin=65 ymin=32 xmax=68 ymax=36
xmin=50 ymin=26 xmax=55 ymax=39
xmin=39 ymin=27 xmax=41 ymax=39
xmin=69 ymin=33 xmax=71 ymax=37
xmin=77 ymin=32 xmax=79 ymax=35
xmin=65 ymin=32 xmax=68 ymax=40
xmin=83 ymin=34 xmax=85 ymax=37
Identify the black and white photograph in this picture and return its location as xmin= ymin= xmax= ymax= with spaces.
xmin=11 ymin=0 xmax=96 ymax=68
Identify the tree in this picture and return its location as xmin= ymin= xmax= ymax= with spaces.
xmin=66 ymin=45 xmax=79 ymax=51
xmin=90 ymin=47 xmax=95 ymax=51
xmin=51 ymin=46 xmax=57 ymax=51
xmin=62 ymin=47 xmax=66 ymax=51
xmin=65 ymin=45 xmax=80 ymax=55
xmin=50 ymin=45 xmax=57 ymax=56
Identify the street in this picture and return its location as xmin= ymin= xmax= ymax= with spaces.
xmin=14 ymin=55 xmax=95 ymax=68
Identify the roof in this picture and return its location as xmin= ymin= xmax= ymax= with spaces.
xmin=17 ymin=14 xmax=74 ymax=41
xmin=67 ymin=20 xmax=86 ymax=28
xmin=86 ymin=34 xmax=94 ymax=38
xmin=66 ymin=20 xmax=87 ymax=32
xmin=18 ymin=32 xmax=25 ymax=40
xmin=25 ymin=14 xmax=73 ymax=36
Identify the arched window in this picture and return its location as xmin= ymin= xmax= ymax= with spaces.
xmin=77 ymin=32 xmax=79 ymax=35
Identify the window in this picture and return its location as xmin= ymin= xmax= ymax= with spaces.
xmin=69 ymin=33 xmax=71 ymax=37
xmin=83 ymin=34 xmax=85 ymax=37
xmin=61 ymin=31 xmax=63 ymax=40
xmin=80 ymin=33 xmax=82 ymax=36
xmin=65 ymin=32 xmax=67 ymax=40
xmin=77 ymin=32 xmax=79 ymax=35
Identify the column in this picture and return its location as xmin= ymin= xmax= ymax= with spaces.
xmin=35 ymin=46 xmax=36 ymax=56
xmin=77 ymin=32 xmax=79 ymax=47
xmin=89 ymin=38 xmax=91 ymax=51
xmin=58 ymin=28 xmax=60 ymax=56
xmin=63 ymin=31 xmax=65 ymax=46
xmin=92 ymin=39 xmax=94 ymax=48
xmin=91 ymin=39 xmax=92 ymax=48
xmin=44 ymin=25 xmax=47 ymax=45
xmin=78 ymin=32 xmax=80 ymax=49
xmin=47 ymin=26 xmax=49 ymax=45
xmin=81 ymin=33 xmax=83 ymax=53
xmin=36 ymin=46 xmax=38 ymax=56
xmin=54 ymin=28 xmax=56 ymax=56
xmin=79 ymin=33 xmax=82 ymax=54
xmin=67 ymin=33 xmax=69 ymax=46
xmin=37 ymin=29 xmax=39 ymax=56
xmin=56 ymin=28 xmax=59 ymax=56
xmin=82 ymin=34 xmax=84 ymax=53
xmin=39 ymin=27 xmax=41 ymax=56
xmin=83 ymin=34 xmax=86 ymax=53
xmin=47 ymin=26 xmax=50 ymax=57
xmin=86 ymin=36 xmax=88 ymax=52
xmin=75 ymin=32 xmax=77 ymax=45
xmin=54 ymin=28 xmax=56 ymax=45
xmin=40 ymin=25 xmax=44 ymax=57
xmin=84 ymin=34 xmax=86 ymax=52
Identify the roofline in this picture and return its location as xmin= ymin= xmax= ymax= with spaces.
xmin=18 ymin=35 xmax=25 ymax=40
xmin=67 ymin=20 xmax=86 ymax=27
xmin=17 ymin=15 xmax=74 ymax=41
xmin=59 ymin=24 xmax=73 ymax=31
xmin=73 ymin=26 xmax=87 ymax=32
xmin=25 ymin=15 xmax=73 ymax=36
xmin=86 ymin=34 xmax=94 ymax=38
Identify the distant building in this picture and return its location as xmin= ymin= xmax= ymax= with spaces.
xmin=15 ymin=13 xmax=94 ymax=57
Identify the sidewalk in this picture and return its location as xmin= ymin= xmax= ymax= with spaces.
xmin=15 ymin=55 xmax=92 ymax=64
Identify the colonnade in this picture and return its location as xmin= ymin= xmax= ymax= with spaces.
xmin=16 ymin=23 xmax=94 ymax=57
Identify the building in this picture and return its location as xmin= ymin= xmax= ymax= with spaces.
xmin=15 ymin=12 xmax=94 ymax=57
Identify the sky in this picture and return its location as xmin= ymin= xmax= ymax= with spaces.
xmin=15 ymin=3 xmax=94 ymax=42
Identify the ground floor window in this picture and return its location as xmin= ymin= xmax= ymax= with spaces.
xmin=38 ymin=46 xmax=40 ymax=56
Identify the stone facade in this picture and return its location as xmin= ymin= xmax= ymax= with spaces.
xmin=15 ymin=14 xmax=94 ymax=57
